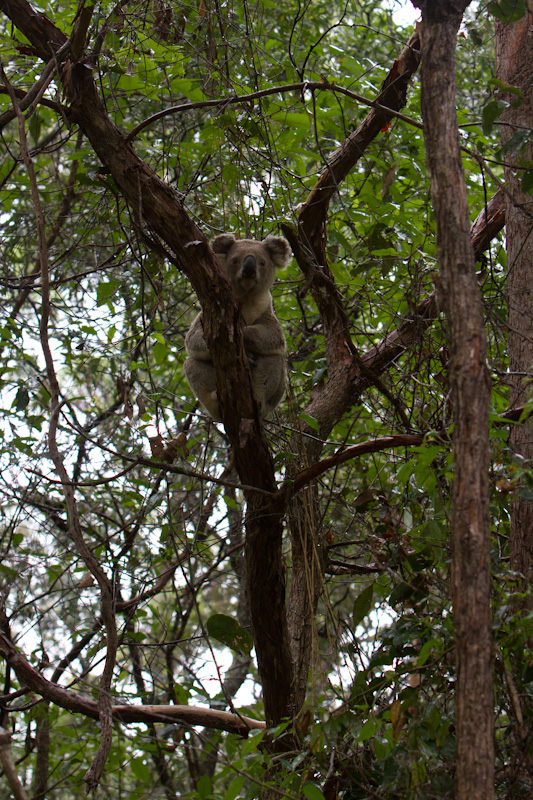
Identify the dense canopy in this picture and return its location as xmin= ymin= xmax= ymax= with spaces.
xmin=0 ymin=1 xmax=531 ymax=799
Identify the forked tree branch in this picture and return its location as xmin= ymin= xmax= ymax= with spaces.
xmin=0 ymin=0 xmax=294 ymax=730
xmin=0 ymin=0 xmax=506 ymax=746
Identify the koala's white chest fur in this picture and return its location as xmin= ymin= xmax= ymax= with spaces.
xmin=240 ymin=293 xmax=273 ymax=325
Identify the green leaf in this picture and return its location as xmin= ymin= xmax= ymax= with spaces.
xmin=302 ymin=784 xmax=326 ymax=800
xmin=153 ymin=340 xmax=167 ymax=364
xmin=417 ymin=637 xmax=442 ymax=667
xmin=12 ymin=532 xmax=24 ymax=548
xmin=502 ymin=128 xmax=529 ymax=156
xmin=206 ymin=614 xmax=253 ymax=656
xmin=0 ymin=563 xmax=17 ymax=579
xmin=222 ymin=494 xmax=239 ymax=509
xmin=300 ymin=413 xmax=320 ymax=432
xmin=197 ymin=774 xmax=212 ymax=799
xmin=521 ymin=170 xmax=533 ymax=194
xmin=488 ymin=78 xmax=524 ymax=98
xmin=396 ymin=460 xmax=415 ymax=485
xmin=413 ymin=445 xmax=443 ymax=468
xmin=225 ymin=776 xmax=244 ymax=800
xmin=488 ymin=0 xmax=528 ymax=23
xmin=359 ymin=716 xmax=380 ymax=741
xmin=389 ymin=581 xmax=414 ymax=607
xmin=352 ymin=584 xmax=374 ymax=627
xmin=130 ymin=758 xmax=151 ymax=782
xmin=28 ymin=113 xmax=41 ymax=145
xmin=12 ymin=387 xmax=30 ymax=412
xmin=481 ymin=98 xmax=506 ymax=134
xmin=96 ymin=279 xmax=120 ymax=306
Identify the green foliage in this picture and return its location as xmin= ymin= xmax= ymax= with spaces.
xmin=206 ymin=614 xmax=253 ymax=656
xmin=488 ymin=0 xmax=528 ymax=23
xmin=0 ymin=1 xmax=528 ymax=799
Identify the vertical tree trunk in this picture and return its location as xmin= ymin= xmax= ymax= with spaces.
xmin=495 ymin=7 xmax=533 ymax=589
xmin=286 ymin=484 xmax=326 ymax=715
xmin=418 ymin=4 xmax=494 ymax=799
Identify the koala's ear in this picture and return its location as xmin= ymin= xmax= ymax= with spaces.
xmin=211 ymin=233 xmax=236 ymax=255
xmin=263 ymin=235 xmax=292 ymax=268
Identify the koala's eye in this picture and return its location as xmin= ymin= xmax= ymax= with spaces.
xmin=259 ymin=259 xmax=266 ymax=266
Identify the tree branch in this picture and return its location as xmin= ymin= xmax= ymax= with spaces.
xmin=278 ymin=434 xmax=426 ymax=500
xmin=0 ymin=727 xmax=30 ymax=800
xmin=0 ymin=634 xmax=264 ymax=737
xmin=298 ymin=187 xmax=505 ymax=449
xmin=1 ymin=61 xmax=118 ymax=792
xmin=127 ymin=79 xmax=424 ymax=142
xmin=0 ymin=0 xmax=295 ymax=728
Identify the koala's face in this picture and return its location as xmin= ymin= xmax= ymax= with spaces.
xmin=211 ymin=234 xmax=291 ymax=302
xmin=223 ymin=240 xmax=275 ymax=299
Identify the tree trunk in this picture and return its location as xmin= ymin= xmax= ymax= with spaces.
xmin=286 ymin=483 xmax=326 ymax=715
xmin=419 ymin=3 xmax=494 ymax=799
xmin=495 ymin=6 xmax=533 ymax=589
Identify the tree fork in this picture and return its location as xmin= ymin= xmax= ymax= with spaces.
xmin=0 ymin=0 xmax=296 ymax=729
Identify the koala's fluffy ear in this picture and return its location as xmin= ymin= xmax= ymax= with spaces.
xmin=211 ymin=233 xmax=236 ymax=255
xmin=263 ymin=235 xmax=292 ymax=268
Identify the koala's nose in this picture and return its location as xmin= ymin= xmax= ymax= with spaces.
xmin=242 ymin=255 xmax=257 ymax=278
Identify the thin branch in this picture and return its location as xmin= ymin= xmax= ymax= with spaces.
xmin=2 ymin=67 xmax=117 ymax=792
xmin=283 ymin=28 xmax=422 ymax=378
xmin=0 ymin=51 xmax=59 ymax=129
xmin=126 ymin=79 xmax=423 ymax=142
xmin=8 ymin=130 xmax=83 ymax=323
xmin=283 ymin=434 xmax=426 ymax=497
xmin=298 ymin=186 xmax=505 ymax=449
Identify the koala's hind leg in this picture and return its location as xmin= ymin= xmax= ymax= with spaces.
xmin=184 ymin=357 xmax=221 ymax=421
xmin=250 ymin=354 xmax=287 ymax=418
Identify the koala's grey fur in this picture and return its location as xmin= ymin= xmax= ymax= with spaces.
xmin=184 ymin=233 xmax=291 ymax=421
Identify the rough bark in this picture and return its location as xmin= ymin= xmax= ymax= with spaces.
xmin=31 ymin=706 xmax=50 ymax=800
xmin=419 ymin=3 xmax=494 ymax=799
xmin=495 ymin=5 xmax=533 ymax=589
xmin=0 ymin=728 xmax=30 ymax=800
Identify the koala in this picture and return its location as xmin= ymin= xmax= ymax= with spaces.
xmin=184 ymin=233 xmax=291 ymax=421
